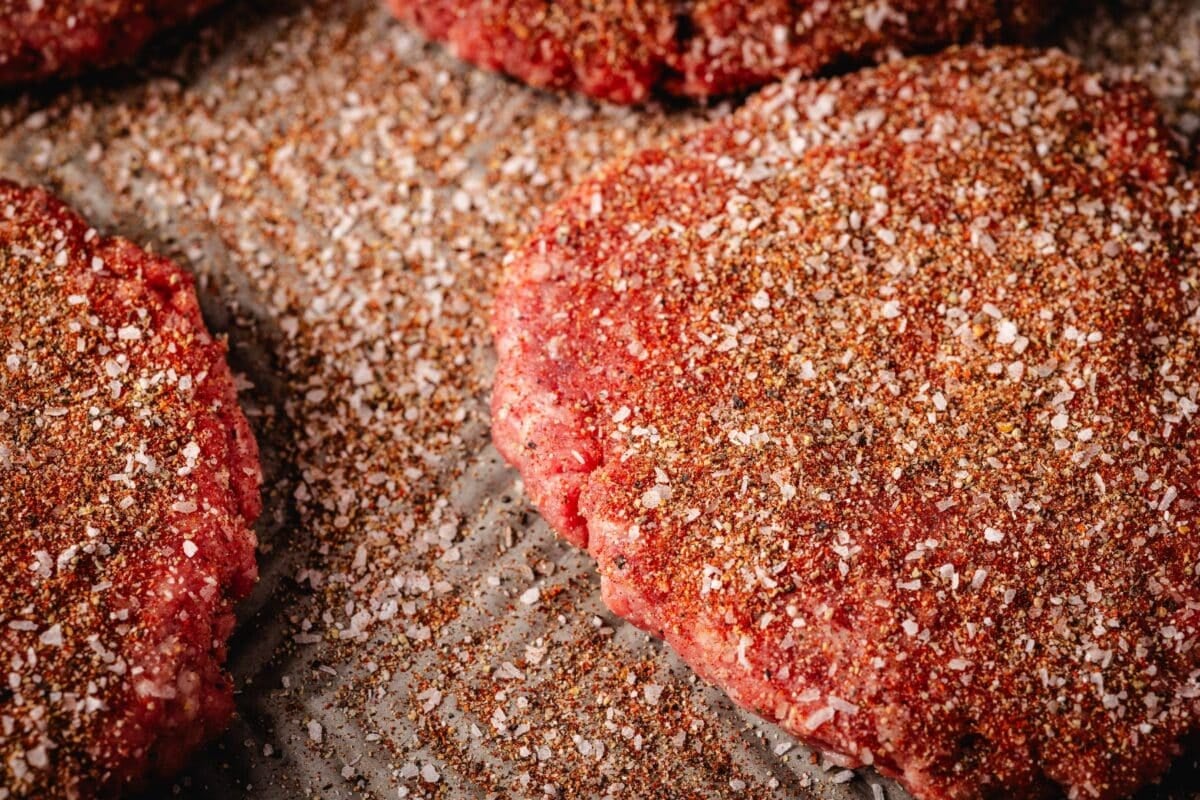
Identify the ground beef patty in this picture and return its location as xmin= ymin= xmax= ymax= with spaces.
xmin=492 ymin=47 xmax=1200 ymax=799
xmin=0 ymin=182 xmax=261 ymax=798
xmin=0 ymin=0 xmax=219 ymax=86
xmin=387 ymin=0 xmax=1055 ymax=104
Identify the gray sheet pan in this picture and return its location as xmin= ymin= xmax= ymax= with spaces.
xmin=2 ymin=1 xmax=1200 ymax=798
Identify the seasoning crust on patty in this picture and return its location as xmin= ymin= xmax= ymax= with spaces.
xmin=492 ymin=47 xmax=1200 ymax=799
xmin=0 ymin=182 xmax=261 ymax=799
xmin=0 ymin=0 xmax=219 ymax=85
xmin=388 ymin=0 xmax=1055 ymax=103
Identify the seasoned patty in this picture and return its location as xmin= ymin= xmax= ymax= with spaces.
xmin=0 ymin=0 xmax=219 ymax=86
xmin=387 ymin=0 xmax=1056 ymax=104
xmin=492 ymin=47 xmax=1200 ymax=799
xmin=0 ymin=182 xmax=261 ymax=798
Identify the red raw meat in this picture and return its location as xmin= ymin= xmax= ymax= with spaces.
xmin=0 ymin=0 xmax=220 ymax=85
xmin=388 ymin=0 xmax=1055 ymax=104
xmin=0 ymin=182 xmax=261 ymax=798
xmin=493 ymin=47 xmax=1200 ymax=799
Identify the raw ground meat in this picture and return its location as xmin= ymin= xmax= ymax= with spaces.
xmin=492 ymin=47 xmax=1200 ymax=799
xmin=387 ymin=0 xmax=1057 ymax=104
xmin=0 ymin=182 xmax=261 ymax=798
xmin=0 ymin=0 xmax=220 ymax=86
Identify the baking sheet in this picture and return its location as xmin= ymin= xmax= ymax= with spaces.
xmin=3 ymin=1 xmax=1200 ymax=798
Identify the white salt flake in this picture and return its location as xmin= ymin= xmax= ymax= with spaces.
xmin=804 ymin=706 xmax=835 ymax=730
xmin=996 ymin=319 xmax=1018 ymax=345
xmin=807 ymin=93 xmax=836 ymax=121
xmin=39 ymin=624 xmax=63 ymax=647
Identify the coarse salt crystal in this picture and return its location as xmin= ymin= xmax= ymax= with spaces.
xmin=828 ymin=696 xmax=858 ymax=714
xmin=39 ymin=624 xmax=62 ymax=647
xmin=641 ymin=485 xmax=671 ymax=509
xmin=971 ymin=569 xmax=988 ymax=589
xmin=996 ymin=319 xmax=1018 ymax=345
xmin=807 ymin=93 xmax=836 ymax=121
xmin=25 ymin=746 xmax=48 ymax=769
xmin=1160 ymin=486 xmax=1178 ymax=511
xmin=804 ymin=706 xmax=835 ymax=730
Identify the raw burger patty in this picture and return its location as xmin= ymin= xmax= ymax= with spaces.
xmin=0 ymin=0 xmax=219 ymax=86
xmin=387 ymin=0 xmax=1055 ymax=104
xmin=493 ymin=47 xmax=1200 ymax=799
xmin=0 ymin=182 xmax=261 ymax=798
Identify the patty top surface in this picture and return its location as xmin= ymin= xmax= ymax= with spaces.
xmin=0 ymin=0 xmax=218 ymax=85
xmin=389 ymin=0 xmax=1056 ymax=104
xmin=492 ymin=47 xmax=1200 ymax=799
xmin=0 ymin=182 xmax=261 ymax=798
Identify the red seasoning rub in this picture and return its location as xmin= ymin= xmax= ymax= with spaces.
xmin=0 ymin=183 xmax=261 ymax=798
xmin=492 ymin=47 xmax=1200 ymax=799
xmin=0 ymin=0 xmax=220 ymax=86
xmin=386 ymin=0 xmax=1055 ymax=104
